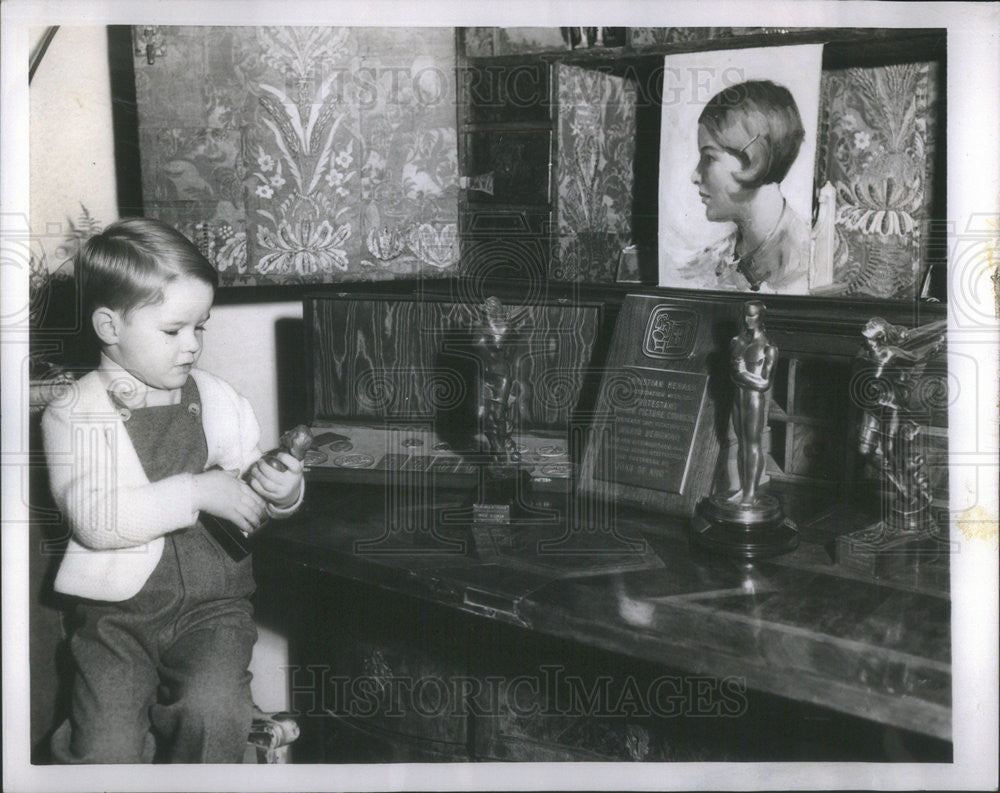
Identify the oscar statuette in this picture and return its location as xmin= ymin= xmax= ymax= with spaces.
xmin=691 ymin=301 xmax=798 ymax=558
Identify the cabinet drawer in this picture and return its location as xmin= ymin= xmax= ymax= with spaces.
xmin=302 ymin=634 xmax=470 ymax=753
xmin=320 ymin=709 xmax=470 ymax=763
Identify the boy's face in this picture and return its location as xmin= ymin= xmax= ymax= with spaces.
xmin=107 ymin=275 xmax=214 ymax=391
xmin=691 ymin=124 xmax=747 ymax=222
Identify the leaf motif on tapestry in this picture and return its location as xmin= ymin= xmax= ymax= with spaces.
xmin=366 ymin=225 xmax=407 ymax=262
xmin=256 ymin=27 xmax=352 ymax=84
xmin=255 ymin=193 xmax=351 ymax=275
xmin=818 ymin=62 xmax=938 ymax=298
xmin=243 ymin=27 xmax=361 ymax=282
xmin=406 ymin=223 xmax=459 ymax=269
xmin=254 ymin=84 xmax=353 ymax=196
xmin=203 ymin=222 xmax=248 ymax=275
xmin=552 ymin=64 xmax=636 ymax=282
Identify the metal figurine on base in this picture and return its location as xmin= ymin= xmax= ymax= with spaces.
xmin=471 ymin=297 xmax=531 ymax=525
xmin=692 ymin=301 xmax=798 ymax=558
xmin=836 ymin=317 xmax=947 ymax=576
xmin=201 ymin=424 xmax=314 ymax=560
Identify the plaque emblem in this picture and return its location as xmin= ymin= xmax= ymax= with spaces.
xmin=643 ymin=308 xmax=698 ymax=359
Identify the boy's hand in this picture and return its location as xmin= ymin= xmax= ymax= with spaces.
xmin=249 ymin=452 xmax=304 ymax=510
xmin=194 ymin=469 xmax=267 ymax=535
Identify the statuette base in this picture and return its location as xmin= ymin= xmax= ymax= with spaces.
xmin=836 ymin=510 xmax=941 ymax=579
xmin=472 ymin=467 xmax=532 ymax=526
xmin=691 ymin=493 xmax=798 ymax=559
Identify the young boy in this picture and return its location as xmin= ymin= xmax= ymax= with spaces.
xmin=683 ymin=79 xmax=811 ymax=293
xmin=42 ymin=217 xmax=304 ymax=763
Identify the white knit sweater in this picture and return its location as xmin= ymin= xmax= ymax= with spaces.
xmin=42 ymin=361 xmax=303 ymax=601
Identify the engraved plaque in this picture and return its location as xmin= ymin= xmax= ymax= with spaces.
xmin=594 ymin=368 xmax=707 ymax=494
xmin=579 ymin=295 xmax=724 ymax=519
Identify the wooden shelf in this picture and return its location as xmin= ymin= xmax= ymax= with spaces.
xmin=258 ymin=485 xmax=952 ymax=746
xmin=461 ymin=121 xmax=553 ymax=133
xmin=459 ymin=201 xmax=552 ymax=212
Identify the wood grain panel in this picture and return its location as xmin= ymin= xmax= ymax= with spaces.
xmin=309 ymin=297 xmax=600 ymax=430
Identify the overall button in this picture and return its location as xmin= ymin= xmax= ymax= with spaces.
xmin=188 ymin=402 xmax=201 ymax=417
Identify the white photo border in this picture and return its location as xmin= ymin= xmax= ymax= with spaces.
xmin=3 ymin=1 xmax=997 ymax=791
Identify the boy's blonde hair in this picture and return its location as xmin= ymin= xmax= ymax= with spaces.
xmin=699 ymin=80 xmax=804 ymax=189
xmin=78 ymin=217 xmax=218 ymax=317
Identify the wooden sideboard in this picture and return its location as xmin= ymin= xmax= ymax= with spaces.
xmin=254 ymin=484 xmax=951 ymax=763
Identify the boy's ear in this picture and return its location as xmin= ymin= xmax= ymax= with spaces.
xmin=91 ymin=307 xmax=121 ymax=345
xmin=734 ymin=136 xmax=771 ymax=186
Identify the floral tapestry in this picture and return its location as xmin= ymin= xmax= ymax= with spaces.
xmin=462 ymin=28 xmax=495 ymax=58
xmin=134 ymin=27 xmax=251 ymax=278
xmin=816 ymin=62 xmax=939 ymax=298
xmin=551 ymin=64 xmax=636 ymax=282
xmin=134 ymin=26 xmax=459 ymax=285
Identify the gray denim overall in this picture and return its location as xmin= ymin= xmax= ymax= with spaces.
xmin=52 ymin=377 xmax=258 ymax=763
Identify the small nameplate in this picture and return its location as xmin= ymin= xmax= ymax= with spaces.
xmin=473 ymin=503 xmax=511 ymax=525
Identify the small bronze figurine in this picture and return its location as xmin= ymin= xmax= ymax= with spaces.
xmin=837 ymin=317 xmax=946 ymax=575
xmin=263 ymin=425 xmax=314 ymax=472
xmin=855 ymin=317 xmax=945 ymax=529
xmin=470 ymin=297 xmax=530 ymax=525
xmin=202 ymin=424 xmax=314 ymax=560
xmin=692 ymin=301 xmax=798 ymax=558
xmin=473 ymin=296 xmax=525 ymax=470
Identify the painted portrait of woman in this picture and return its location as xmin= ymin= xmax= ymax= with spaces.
xmin=684 ymin=80 xmax=811 ymax=292
xmin=658 ymin=45 xmax=823 ymax=294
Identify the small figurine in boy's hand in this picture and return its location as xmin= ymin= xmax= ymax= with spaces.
xmin=247 ymin=425 xmax=311 ymax=515
xmin=248 ymin=452 xmax=304 ymax=513
xmin=280 ymin=425 xmax=315 ymax=459
xmin=199 ymin=425 xmax=312 ymax=558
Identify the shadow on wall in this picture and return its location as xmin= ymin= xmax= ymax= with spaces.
xmin=275 ymin=317 xmax=307 ymax=434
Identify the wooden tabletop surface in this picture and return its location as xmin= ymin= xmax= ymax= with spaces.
xmin=256 ymin=485 xmax=951 ymax=741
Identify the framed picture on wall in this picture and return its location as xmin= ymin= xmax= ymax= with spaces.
xmin=656 ymin=38 xmax=945 ymax=301
xmin=657 ymin=45 xmax=823 ymax=295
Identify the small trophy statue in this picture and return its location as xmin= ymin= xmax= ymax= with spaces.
xmin=836 ymin=317 xmax=946 ymax=576
xmin=202 ymin=425 xmax=313 ymax=560
xmin=471 ymin=297 xmax=530 ymax=525
xmin=692 ymin=301 xmax=798 ymax=558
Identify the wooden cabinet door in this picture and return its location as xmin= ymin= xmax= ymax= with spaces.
xmin=460 ymin=59 xmax=637 ymax=284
